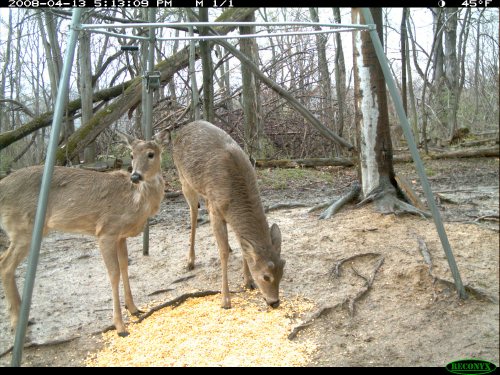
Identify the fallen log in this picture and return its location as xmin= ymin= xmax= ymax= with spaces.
xmin=255 ymin=157 xmax=354 ymax=169
xmin=428 ymin=146 xmax=499 ymax=160
xmin=256 ymin=146 xmax=498 ymax=169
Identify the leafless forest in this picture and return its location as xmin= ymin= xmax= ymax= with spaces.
xmin=0 ymin=7 xmax=498 ymax=170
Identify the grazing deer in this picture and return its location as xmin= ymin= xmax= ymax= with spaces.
xmin=172 ymin=120 xmax=285 ymax=309
xmin=0 ymin=131 xmax=168 ymax=337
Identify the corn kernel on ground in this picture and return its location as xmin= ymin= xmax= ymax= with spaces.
xmin=85 ymin=290 xmax=316 ymax=367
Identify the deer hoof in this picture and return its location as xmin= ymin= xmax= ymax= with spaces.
xmin=187 ymin=262 xmax=195 ymax=271
xmin=118 ymin=331 xmax=130 ymax=337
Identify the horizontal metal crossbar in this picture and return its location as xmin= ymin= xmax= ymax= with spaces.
xmin=78 ymin=21 xmax=373 ymax=41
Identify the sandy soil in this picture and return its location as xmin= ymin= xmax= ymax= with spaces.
xmin=0 ymin=157 xmax=498 ymax=367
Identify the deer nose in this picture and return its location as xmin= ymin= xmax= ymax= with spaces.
xmin=130 ymin=172 xmax=143 ymax=184
xmin=268 ymin=300 xmax=280 ymax=309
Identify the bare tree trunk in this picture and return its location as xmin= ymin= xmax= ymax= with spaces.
xmin=187 ymin=9 xmax=200 ymax=121
xmin=240 ymin=12 xmax=264 ymax=158
xmin=214 ymin=44 xmax=232 ymax=112
xmin=352 ymin=8 xmax=394 ymax=196
xmin=79 ymin=10 xmax=95 ymax=164
xmin=0 ymin=9 xmax=13 ymax=135
xmin=444 ymin=8 xmax=459 ymax=141
xmin=401 ymin=8 xmax=408 ymax=114
xmin=309 ymin=8 xmax=335 ymax=154
xmin=405 ymin=16 xmax=419 ymax=145
xmin=473 ymin=9 xmax=486 ymax=123
xmin=199 ymin=8 xmax=214 ymax=123
xmin=333 ymin=8 xmax=347 ymax=146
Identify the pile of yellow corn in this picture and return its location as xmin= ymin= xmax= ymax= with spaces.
xmin=85 ymin=290 xmax=316 ymax=367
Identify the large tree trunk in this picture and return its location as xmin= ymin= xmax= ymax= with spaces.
xmin=199 ymin=8 xmax=215 ymax=123
xmin=352 ymin=8 xmax=423 ymax=215
xmin=443 ymin=8 xmax=459 ymax=141
xmin=352 ymin=8 xmax=395 ymax=195
xmin=240 ymin=12 xmax=264 ymax=159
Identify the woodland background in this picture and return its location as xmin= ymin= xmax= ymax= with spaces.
xmin=0 ymin=7 xmax=498 ymax=174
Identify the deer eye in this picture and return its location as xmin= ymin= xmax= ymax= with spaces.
xmin=263 ymin=275 xmax=271 ymax=282
xmin=148 ymin=152 xmax=155 ymax=159
xmin=130 ymin=153 xmax=134 ymax=159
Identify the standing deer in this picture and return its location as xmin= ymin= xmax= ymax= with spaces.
xmin=172 ymin=120 xmax=285 ymax=309
xmin=0 ymin=131 xmax=168 ymax=337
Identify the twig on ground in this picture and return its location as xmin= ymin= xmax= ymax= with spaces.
xmin=171 ymin=275 xmax=196 ymax=284
xmin=136 ymin=290 xmax=222 ymax=323
xmin=148 ymin=288 xmax=174 ymax=296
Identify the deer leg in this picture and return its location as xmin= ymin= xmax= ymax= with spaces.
xmin=117 ymin=238 xmax=141 ymax=316
xmin=98 ymin=236 xmax=128 ymax=337
xmin=0 ymin=235 xmax=31 ymax=330
xmin=181 ymin=181 xmax=199 ymax=271
xmin=242 ymin=257 xmax=256 ymax=290
xmin=209 ymin=210 xmax=231 ymax=309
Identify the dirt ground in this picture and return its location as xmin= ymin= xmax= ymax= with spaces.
xmin=0 ymin=156 xmax=498 ymax=367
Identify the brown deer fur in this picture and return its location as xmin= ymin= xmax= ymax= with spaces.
xmin=0 ymin=132 xmax=168 ymax=336
xmin=172 ymin=120 xmax=285 ymax=309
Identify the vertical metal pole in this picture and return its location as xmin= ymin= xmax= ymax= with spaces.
xmin=360 ymin=8 xmax=466 ymax=299
xmin=141 ymin=9 xmax=155 ymax=255
xmin=11 ymin=9 xmax=83 ymax=367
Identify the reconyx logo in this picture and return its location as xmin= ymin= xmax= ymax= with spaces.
xmin=446 ymin=359 xmax=497 ymax=375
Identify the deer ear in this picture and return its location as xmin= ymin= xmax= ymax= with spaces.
xmin=155 ymin=129 xmax=171 ymax=146
xmin=116 ymin=131 xmax=135 ymax=148
xmin=270 ymin=223 xmax=281 ymax=249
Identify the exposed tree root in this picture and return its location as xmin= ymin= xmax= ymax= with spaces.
xmin=288 ymin=302 xmax=344 ymax=340
xmin=357 ymin=184 xmax=431 ymax=219
xmin=343 ymin=257 xmax=384 ymax=316
xmin=331 ymin=252 xmax=382 ymax=278
xmin=289 ymin=254 xmax=384 ymax=340
xmin=416 ymin=236 xmax=498 ymax=303
xmin=319 ymin=182 xmax=361 ymax=220
xmin=264 ymin=202 xmax=309 ymax=213
xmin=307 ymin=200 xmax=337 ymax=213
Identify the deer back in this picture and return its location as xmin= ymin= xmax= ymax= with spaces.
xmin=0 ymin=136 xmax=166 ymax=239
